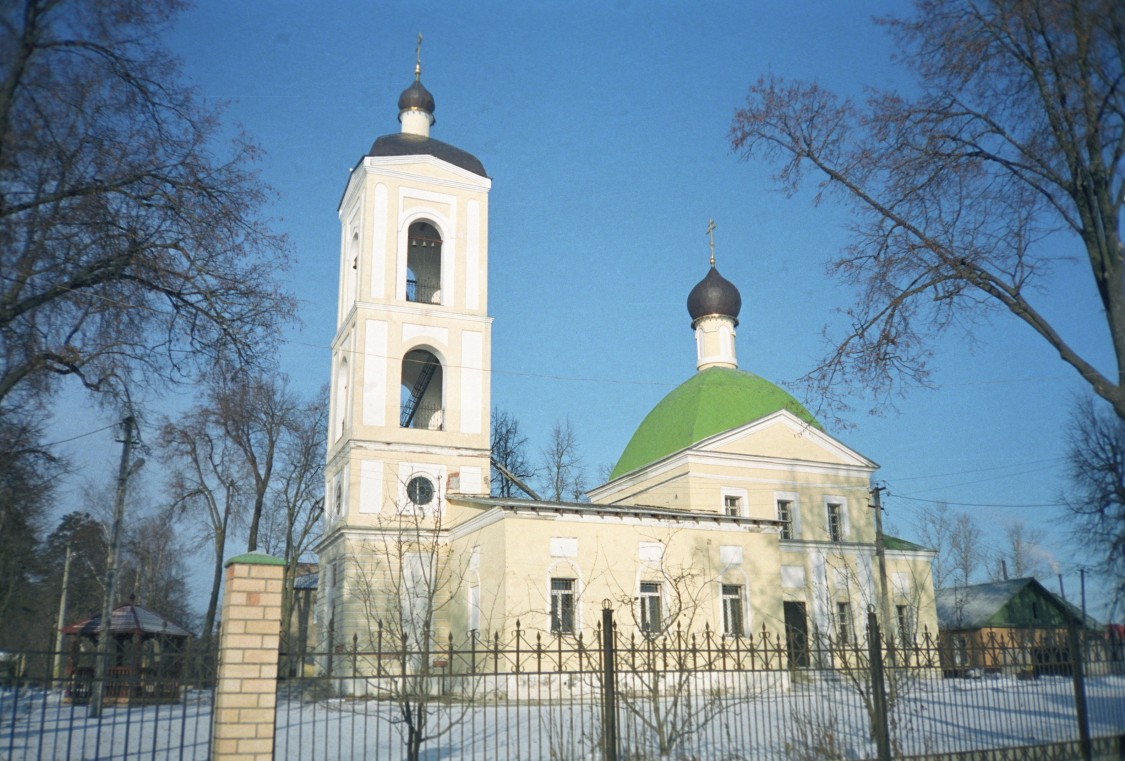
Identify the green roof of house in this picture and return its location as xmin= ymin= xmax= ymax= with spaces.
xmin=610 ymin=367 xmax=822 ymax=480
xmin=884 ymin=535 xmax=931 ymax=552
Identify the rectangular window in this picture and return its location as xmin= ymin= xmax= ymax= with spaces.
xmin=896 ymin=604 xmax=911 ymax=646
xmin=827 ymin=503 xmax=843 ymax=542
xmin=639 ymin=582 xmax=662 ymax=634
xmin=836 ymin=601 xmax=853 ymax=645
xmin=722 ymin=584 xmax=744 ymax=637
xmin=550 ymin=578 xmax=575 ymax=634
xmin=723 ymin=495 xmax=742 ymax=517
xmin=777 ymin=499 xmax=793 ymax=540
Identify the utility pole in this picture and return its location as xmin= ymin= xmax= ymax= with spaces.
xmin=52 ymin=542 xmax=73 ymax=683
xmin=1080 ymin=568 xmax=1087 ymax=623
xmin=871 ymin=485 xmax=894 ymax=646
xmin=90 ymin=415 xmax=142 ymax=718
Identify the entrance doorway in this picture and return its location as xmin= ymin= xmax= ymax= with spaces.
xmin=784 ymin=601 xmax=809 ymax=668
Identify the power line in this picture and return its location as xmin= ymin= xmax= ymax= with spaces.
xmin=42 ymin=422 xmax=119 ymax=448
xmin=887 ymin=492 xmax=1065 ymax=509
xmin=887 ymin=457 xmax=1064 ymax=483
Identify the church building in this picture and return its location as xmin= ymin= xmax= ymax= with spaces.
xmin=315 ymin=57 xmax=937 ymax=663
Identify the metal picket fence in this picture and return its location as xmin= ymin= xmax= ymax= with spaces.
xmin=3 ymin=612 xmax=1124 ymax=760
xmin=273 ymin=609 xmax=1125 ymax=761
xmin=0 ymin=640 xmax=215 ymax=761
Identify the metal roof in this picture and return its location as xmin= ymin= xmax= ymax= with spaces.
xmin=687 ymin=265 xmax=742 ymax=325
xmin=609 ymin=367 xmax=822 ymax=480
xmin=62 ymin=604 xmax=194 ymax=639
xmin=936 ymin=577 xmax=1094 ymax=630
xmin=365 ymin=133 xmax=487 ymax=177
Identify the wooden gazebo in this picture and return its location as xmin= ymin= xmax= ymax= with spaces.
xmin=62 ymin=603 xmax=195 ymax=704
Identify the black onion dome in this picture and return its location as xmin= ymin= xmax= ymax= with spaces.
xmin=398 ymin=79 xmax=435 ymax=117
xmin=687 ymin=266 xmax=742 ymax=325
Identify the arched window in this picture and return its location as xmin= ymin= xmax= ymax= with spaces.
xmin=406 ymin=221 xmax=442 ymax=304
xmin=400 ymin=349 xmax=443 ymax=430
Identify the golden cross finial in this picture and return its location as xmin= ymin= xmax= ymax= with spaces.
xmin=706 ymin=218 xmax=717 ymax=267
xmin=415 ymin=33 xmax=423 ymax=80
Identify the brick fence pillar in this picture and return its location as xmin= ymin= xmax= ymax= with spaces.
xmin=211 ymin=551 xmax=286 ymax=761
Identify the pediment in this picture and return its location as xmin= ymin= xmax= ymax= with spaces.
xmin=694 ymin=410 xmax=876 ymax=468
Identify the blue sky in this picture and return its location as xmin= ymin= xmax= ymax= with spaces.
xmin=50 ymin=2 xmax=1112 ymax=617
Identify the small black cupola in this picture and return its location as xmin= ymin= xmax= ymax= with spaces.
xmin=687 ymin=266 xmax=741 ymax=327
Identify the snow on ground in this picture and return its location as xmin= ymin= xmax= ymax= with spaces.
xmin=2 ymin=673 xmax=1123 ymax=760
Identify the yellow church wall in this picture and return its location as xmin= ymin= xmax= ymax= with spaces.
xmin=886 ymin=551 xmax=939 ymax=640
xmin=449 ymin=511 xmax=787 ymax=642
xmin=599 ymin=457 xmax=874 ymax=546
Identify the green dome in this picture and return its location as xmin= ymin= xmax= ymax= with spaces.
xmin=610 ymin=367 xmax=822 ymax=480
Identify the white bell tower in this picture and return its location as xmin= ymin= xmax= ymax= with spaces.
xmin=323 ymin=45 xmax=493 ymax=545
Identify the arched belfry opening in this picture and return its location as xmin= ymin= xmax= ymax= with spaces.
xmin=400 ymin=349 xmax=443 ymax=430
xmin=406 ymin=221 xmax=442 ymax=304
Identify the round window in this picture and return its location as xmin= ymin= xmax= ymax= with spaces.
xmin=407 ymin=476 xmax=434 ymax=506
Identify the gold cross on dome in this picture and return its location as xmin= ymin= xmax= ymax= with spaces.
xmin=415 ymin=33 xmax=423 ymax=79
xmin=706 ymin=218 xmax=717 ymax=267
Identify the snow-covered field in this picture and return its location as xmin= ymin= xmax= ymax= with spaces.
xmin=2 ymin=672 xmax=1123 ymax=760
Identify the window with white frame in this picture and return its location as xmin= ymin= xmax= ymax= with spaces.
xmin=639 ymin=582 xmax=662 ymax=634
xmin=551 ymin=578 xmax=575 ymax=634
xmin=777 ymin=499 xmax=794 ymax=539
xmin=836 ymin=601 xmax=853 ymax=644
xmin=723 ymin=495 xmax=742 ymax=516
xmin=827 ymin=502 xmax=844 ymax=542
xmin=721 ymin=487 xmax=747 ymax=517
xmin=722 ymin=584 xmax=745 ymax=637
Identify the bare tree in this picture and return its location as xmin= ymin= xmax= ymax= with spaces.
xmin=730 ymin=0 xmax=1125 ymax=421
xmin=948 ymin=511 xmax=983 ymax=587
xmin=214 ymin=374 xmax=302 ymax=552
xmin=914 ymin=503 xmax=954 ymax=589
xmin=0 ymin=0 xmax=293 ymax=410
xmin=812 ymin=552 xmax=935 ymax=756
xmin=118 ymin=508 xmax=194 ymax=628
xmin=270 ymin=386 xmax=327 ymax=664
xmin=989 ymin=520 xmax=1049 ymax=581
xmin=595 ymin=534 xmax=762 ymax=759
xmin=540 ymin=418 xmax=586 ymax=501
xmin=490 ymin=408 xmax=534 ymax=498
xmin=1065 ymin=396 xmax=1125 ymax=604
xmin=348 ymin=492 xmax=473 ymax=761
xmin=914 ymin=503 xmax=983 ymax=589
xmin=159 ymin=404 xmax=246 ymax=646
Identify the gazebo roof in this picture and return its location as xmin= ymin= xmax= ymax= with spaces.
xmin=62 ymin=603 xmax=194 ymax=639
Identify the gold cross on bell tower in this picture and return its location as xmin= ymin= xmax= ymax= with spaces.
xmin=706 ymin=218 xmax=717 ymax=268
xmin=415 ymin=33 xmax=423 ymax=80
